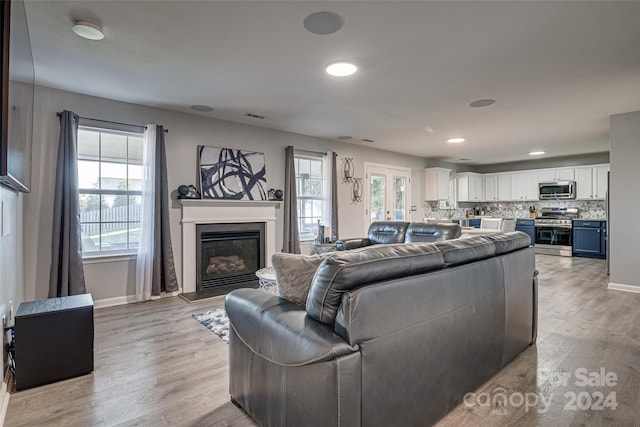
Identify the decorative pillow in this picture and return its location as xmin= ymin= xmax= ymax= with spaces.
xmin=271 ymin=252 xmax=334 ymax=306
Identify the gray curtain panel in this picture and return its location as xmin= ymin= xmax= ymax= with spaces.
xmin=283 ymin=146 xmax=301 ymax=253
xmin=151 ymin=126 xmax=179 ymax=295
xmin=49 ymin=110 xmax=87 ymax=297
xmin=331 ymin=152 xmax=339 ymax=242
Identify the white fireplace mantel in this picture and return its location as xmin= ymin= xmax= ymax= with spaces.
xmin=180 ymin=199 xmax=280 ymax=293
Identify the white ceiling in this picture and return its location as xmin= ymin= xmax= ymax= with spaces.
xmin=23 ymin=1 xmax=640 ymax=164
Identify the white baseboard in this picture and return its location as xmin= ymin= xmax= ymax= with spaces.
xmin=607 ymin=282 xmax=640 ymax=294
xmin=93 ymin=289 xmax=183 ymax=309
xmin=0 ymin=380 xmax=10 ymax=427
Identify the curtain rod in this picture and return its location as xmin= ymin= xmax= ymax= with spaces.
xmin=294 ymin=148 xmax=327 ymax=157
xmin=56 ymin=112 xmax=168 ymax=133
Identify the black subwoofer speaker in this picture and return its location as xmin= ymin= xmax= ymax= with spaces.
xmin=14 ymin=294 xmax=94 ymax=390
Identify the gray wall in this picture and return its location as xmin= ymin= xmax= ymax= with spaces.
xmin=609 ymin=111 xmax=640 ymax=289
xmin=24 ymin=85 xmax=429 ymax=302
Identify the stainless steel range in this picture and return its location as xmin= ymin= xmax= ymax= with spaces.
xmin=534 ymin=207 xmax=579 ymax=257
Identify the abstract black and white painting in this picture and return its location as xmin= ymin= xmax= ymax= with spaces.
xmin=199 ymin=146 xmax=267 ymax=200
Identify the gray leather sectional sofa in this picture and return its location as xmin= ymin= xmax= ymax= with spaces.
xmin=336 ymin=220 xmax=462 ymax=251
xmin=226 ymin=231 xmax=537 ymax=426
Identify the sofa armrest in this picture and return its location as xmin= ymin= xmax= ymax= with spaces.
xmin=336 ymin=238 xmax=371 ymax=251
xmin=225 ymin=288 xmax=357 ymax=366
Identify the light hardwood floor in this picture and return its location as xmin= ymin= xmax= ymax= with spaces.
xmin=6 ymin=255 xmax=640 ymax=426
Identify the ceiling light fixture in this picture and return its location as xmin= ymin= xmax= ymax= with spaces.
xmin=447 ymin=137 xmax=465 ymax=143
xmin=529 ymin=151 xmax=546 ymax=156
xmin=326 ymin=61 xmax=357 ymax=77
xmin=470 ymin=99 xmax=495 ymax=108
xmin=72 ymin=20 xmax=104 ymax=40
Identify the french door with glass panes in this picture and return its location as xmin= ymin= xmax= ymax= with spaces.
xmin=364 ymin=163 xmax=411 ymax=233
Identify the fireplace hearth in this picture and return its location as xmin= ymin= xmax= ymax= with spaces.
xmin=196 ymin=223 xmax=265 ymax=291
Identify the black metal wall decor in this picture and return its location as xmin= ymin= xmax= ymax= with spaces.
xmin=342 ymin=157 xmax=355 ymax=182
xmin=352 ymin=177 xmax=363 ymax=203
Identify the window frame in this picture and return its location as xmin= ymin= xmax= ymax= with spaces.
xmin=77 ymin=124 xmax=144 ymax=257
xmin=294 ymin=152 xmax=328 ymax=242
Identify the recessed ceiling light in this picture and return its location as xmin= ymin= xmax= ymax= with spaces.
xmin=470 ymin=99 xmax=495 ymax=108
xmin=190 ymin=105 xmax=213 ymax=112
xmin=72 ymin=20 xmax=104 ymax=40
xmin=529 ymin=151 xmax=546 ymax=156
xmin=447 ymin=137 xmax=465 ymax=143
xmin=326 ymin=61 xmax=357 ymax=77
xmin=457 ymin=158 xmax=473 ymax=162
xmin=303 ymin=11 xmax=343 ymax=35
xmin=361 ymin=138 xmax=375 ymax=143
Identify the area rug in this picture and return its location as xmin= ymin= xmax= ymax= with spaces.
xmin=192 ymin=309 xmax=230 ymax=344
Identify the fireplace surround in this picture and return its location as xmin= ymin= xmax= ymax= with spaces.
xmin=180 ymin=199 xmax=279 ymax=294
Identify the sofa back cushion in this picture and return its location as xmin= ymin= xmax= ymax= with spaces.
xmin=432 ymin=236 xmax=496 ymax=266
xmin=367 ymin=221 xmax=410 ymax=244
xmin=482 ymin=231 xmax=531 ymax=254
xmin=404 ymin=222 xmax=462 ymax=243
xmin=306 ymin=243 xmax=445 ymax=325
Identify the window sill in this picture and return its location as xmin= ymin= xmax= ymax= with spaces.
xmin=82 ymin=252 xmax=137 ymax=265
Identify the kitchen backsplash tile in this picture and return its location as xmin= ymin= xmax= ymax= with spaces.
xmin=424 ymin=200 xmax=606 ymax=220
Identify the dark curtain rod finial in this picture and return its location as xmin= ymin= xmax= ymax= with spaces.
xmin=56 ymin=111 xmax=168 ymax=133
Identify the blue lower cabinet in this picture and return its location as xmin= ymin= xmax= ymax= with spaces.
xmin=600 ymin=222 xmax=607 ymax=258
xmin=515 ymin=219 xmax=535 ymax=246
xmin=573 ymin=221 xmax=605 ymax=259
xmin=469 ymin=219 xmax=481 ymax=228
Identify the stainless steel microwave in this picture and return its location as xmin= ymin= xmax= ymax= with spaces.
xmin=538 ymin=181 xmax=576 ymax=199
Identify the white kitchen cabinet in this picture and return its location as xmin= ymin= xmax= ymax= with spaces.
xmin=497 ymin=174 xmax=511 ymax=201
xmin=575 ymin=165 xmax=609 ymax=200
xmin=424 ymin=167 xmax=451 ymax=201
xmin=538 ymin=168 xmax=574 ymax=182
xmin=484 ymin=174 xmax=498 ymax=201
xmin=483 ymin=174 xmax=511 ymax=201
xmin=510 ymin=172 xmax=539 ymax=201
xmin=456 ymin=172 xmax=483 ymax=202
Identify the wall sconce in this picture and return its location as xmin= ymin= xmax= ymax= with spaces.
xmin=342 ymin=157 xmax=355 ymax=182
xmin=352 ymin=177 xmax=363 ymax=203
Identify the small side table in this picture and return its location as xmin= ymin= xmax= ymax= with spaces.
xmin=14 ymin=294 xmax=94 ymax=390
xmin=255 ymin=267 xmax=277 ymax=294
xmin=312 ymin=242 xmax=337 ymax=255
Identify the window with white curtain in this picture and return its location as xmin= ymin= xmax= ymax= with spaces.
xmin=77 ymin=126 xmax=143 ymax=254
xmin=294 ymin=153 xmax=327 ymax=241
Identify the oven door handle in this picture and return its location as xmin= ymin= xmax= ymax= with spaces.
xmin=534 ymin=224 xmax=572 ymax=229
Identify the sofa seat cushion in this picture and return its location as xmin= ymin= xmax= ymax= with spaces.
xmin=306 ymin=243 xmax=445 ymax=325
xmin=271 ymin=252 xmax=334 ymax=306
xmin=433 ymin=236 xmax=496 ymax=266
xmin=226 ymin=289 xmax=357 ymax=366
